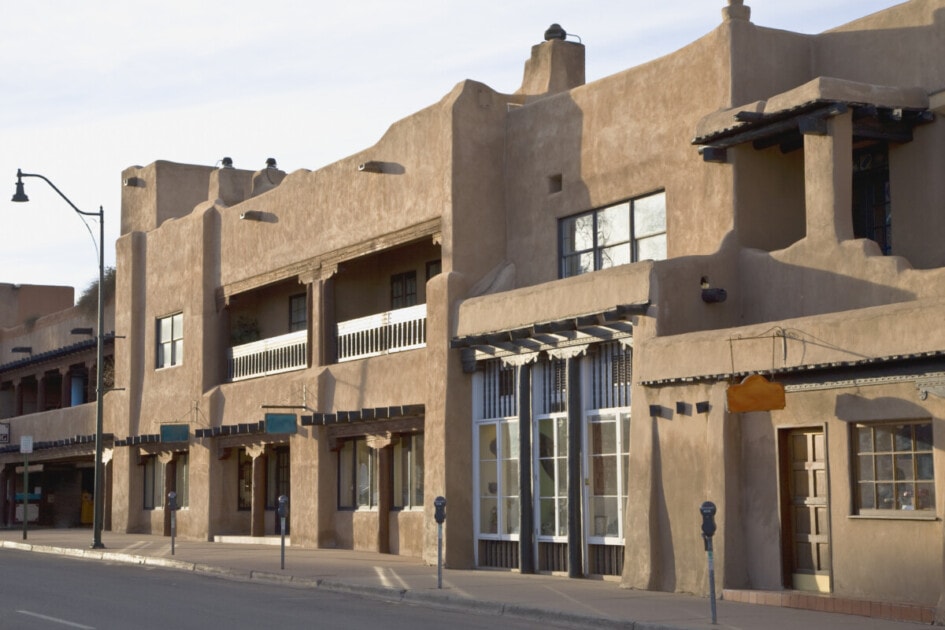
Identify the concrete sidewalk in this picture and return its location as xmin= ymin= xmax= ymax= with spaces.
xmin=0 ymin=528 xmax=931 ymax=629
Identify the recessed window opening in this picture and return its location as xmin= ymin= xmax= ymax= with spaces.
xmin=548 ymin=174 xmax=563 ymax=194
xmin=852 ymin=142 xmax=891 ymax=254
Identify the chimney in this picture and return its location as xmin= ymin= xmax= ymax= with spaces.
xmin=517 ymin=24 xmax=585 ymax=98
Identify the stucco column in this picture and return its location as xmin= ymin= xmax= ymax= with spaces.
xmin=804 ymin=111 xmax=854 ymax=245
xmin=249 ymin=446 xmax=268 ymax=536
xmin=14 ymin=378 xmax=26 ymax=416
xmin=314 ymin=427 xmax=334 ymax=547
xmin=302 ymin=266 xmax=337 ymax=367
xmin=1 ymin=466 xmax=11 ymax=527
xmin=36 ymin=373 xmax=47 ymax=412
xmin=516 ymin=361 xmax=535 ymax=574
xmin=159 ymin=452 xmax=175 ymax=536
xmin=60 ymin=368 xmax=70 ymax=409
xmin=103 ymin=450 xmax=113 ymax=531
xmin=565 ymin=354 xmax=584 ymax=578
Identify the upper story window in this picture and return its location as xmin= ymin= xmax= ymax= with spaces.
xmin=157 ymin=312 xmax=183 ymax=369
xmin=852 ymin=143 xmax=891 ymax=255
xmin=289 ymin=293 xmax=307 ymax=332
xmin=391 ymin=271 xmax=417 ymax=309
xmin=559 ymin=191 xmax=666 ymax=278
xmin=854 ymin=421 xmax=934 ymax=514
xmin=426 ymin=259 xmax=442 ymax=281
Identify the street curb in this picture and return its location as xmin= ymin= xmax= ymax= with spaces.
xmin=0 ymin=541 xmax=685 ymax=630
xmin=194 ymin=563 xmax=250 ymax=579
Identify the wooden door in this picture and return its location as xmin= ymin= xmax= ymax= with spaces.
xmin=781 ymin=428 xmax=831 ymax=592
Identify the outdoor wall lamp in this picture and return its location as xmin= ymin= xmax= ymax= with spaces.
xmin=358 ymin=160 xmax=384 ymax=173
xmin=12 ymin=168 xmax=106 ymax=550
xmin=71 ymin=327 xmax=94 ymax=336
xmin=11 ymin=346 xmax=32 ymax=354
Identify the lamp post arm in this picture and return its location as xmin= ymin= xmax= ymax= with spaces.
xmin=14 ymin=168 xmax=107 ymax=549
xmin=16 ymin=169 xmax=102 ymax=219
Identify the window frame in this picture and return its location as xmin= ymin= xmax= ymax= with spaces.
xmin=143 ymin=455 xmax=164 ymax=510
xmin=558 ymin=191 xmax=666 ymax=279
xmin=174 ymin=452 xmax=189 ymax=509
xmin=390 ymin=271 xmax=418 ymax=309
xmin=338 ymin=437 xmax=378 ymax=510
xmin=156 ymin=312 xmax=184 ymax=369
xmin=852 ymin=420 xmax=935 ymax=517
xmin=266 ymin=445 xmax=290 ymax=510
xmin=425 ymin=259 xmax=442 ymax=282
xmin=288 ymin=293 xmax=307 ymax=333
xmin=237 ymin=448 xmax=253 ymax=511
xmin=393 ymin=432 xmax=425 ymax=510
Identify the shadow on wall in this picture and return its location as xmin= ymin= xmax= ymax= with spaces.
xmin=737 ymin=245 xmax=918 ymax=326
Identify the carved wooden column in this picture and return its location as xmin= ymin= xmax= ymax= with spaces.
xmin=159 ymin=452 xmax=176 ymax=536
xmin=367 ymin=433 xmax=393 ymax=553
xmin=247 ymin=444 xmax=268 ymax=536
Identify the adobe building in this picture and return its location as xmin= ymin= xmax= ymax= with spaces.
xmin=4 ymin=1 xmax=945 ymax=623
xmin=0 ymin=283 xmax=115 ymax=529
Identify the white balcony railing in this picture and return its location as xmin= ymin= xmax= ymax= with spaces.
xmin=226 ymin=330 xmax=308 ymax=382
xmin=337 ymin=304 xmax=426 ymax=362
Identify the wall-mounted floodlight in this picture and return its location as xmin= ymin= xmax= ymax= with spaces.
xmin=240 ymin=210 xmax=264 ymax=221
xmin=358 ymin=161 xmax=384 ymax=173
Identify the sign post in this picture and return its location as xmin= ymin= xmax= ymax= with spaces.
xmin=21 ymin=436 xmax=33 ymax=540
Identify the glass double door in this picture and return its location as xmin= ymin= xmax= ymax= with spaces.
xmin=533 ymin=411 xmax=629 ymax=575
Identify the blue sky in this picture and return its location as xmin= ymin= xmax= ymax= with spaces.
xmin=1 ymin=0 xmax=901 ymax=297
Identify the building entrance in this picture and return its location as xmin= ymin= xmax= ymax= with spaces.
xmin=780 ymin=428 xmax=832 ymax=592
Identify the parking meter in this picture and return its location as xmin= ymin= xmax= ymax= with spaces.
xmin=700 ymin=501 xmax=717 ymax=549
xmin=699 ymin=501 xmax=718 ymax=624
xmin=434 ymin=496 xmax=447 ymax=524
xmin=278 ymin=495 xmax=289 ymax=569
xmin=434 ymin=496 xmax=447 ymax=588
xmin=168 ymin=491 xmax=178 ymax=555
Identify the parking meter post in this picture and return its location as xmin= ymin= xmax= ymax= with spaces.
xmin=278 ymin=495 xmax=288 ymax=570
xmin=434 ymin=496 xmax=447 ymax=589
xmin=700 ymin=501 xmax=718 ymax=625
xmin=168 ymin=492 xmax=177 ymax=555
xmin=20 ymin=436 xmax=33 ymax=541
xmin=22 ymin=452 xmax=28 ymax=541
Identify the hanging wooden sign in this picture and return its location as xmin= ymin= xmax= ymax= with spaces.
xmin=726 ymin=374 xmax=786 ymax=413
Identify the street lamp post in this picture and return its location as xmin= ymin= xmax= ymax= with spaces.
xmin=12 ymin=169 xmax=106 ymax=549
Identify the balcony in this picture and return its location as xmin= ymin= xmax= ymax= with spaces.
xmin=337 ymin=304 xmax=426 ymax=362
xmin=227 ymin=330 xmax=307 ymax=382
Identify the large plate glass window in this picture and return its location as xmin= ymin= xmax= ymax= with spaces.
xmin=475 ymin=361 xmax=520 ymax=542
xmin=559 ymin=191 xmax=666 ymax=278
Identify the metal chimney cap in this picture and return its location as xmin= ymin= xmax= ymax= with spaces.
xmin=544 ymin=23 xmax=566 ymax=41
